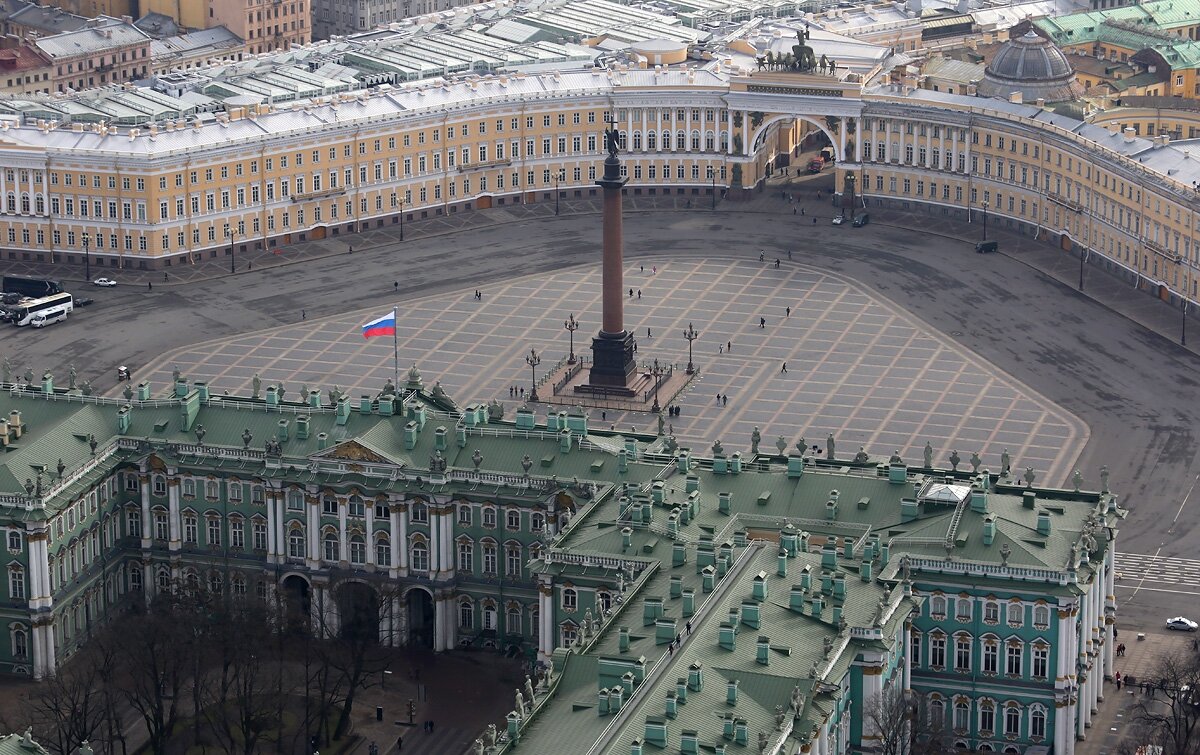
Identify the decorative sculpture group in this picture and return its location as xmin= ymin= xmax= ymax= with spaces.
xmin=754 ymin=29 xmax=838 ymax=75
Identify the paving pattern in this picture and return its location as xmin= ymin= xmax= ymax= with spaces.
xmin=1115 ymin=552 xmax=1200 ymax=597
xmin=133 ymin=258 xmax=1086 ymax=483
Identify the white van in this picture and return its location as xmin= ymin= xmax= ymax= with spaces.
xmin=30 ymin=306 xmax=68 ymax=328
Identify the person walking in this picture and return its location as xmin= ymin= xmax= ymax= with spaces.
xmin=781 ymin=363 xmax=787 ymax=373
xmin=759 ymin=251 xmax=765 ymax=262
xmin=302 ymin=309 xmax=306 ymax=320
xmin=637 ymin=289 xmax=642 ymax=299
xmin=722 ymin=394 xmax=728 ymax=406
xmin=727 ymin=340 xmax=732 ymax=352
xmin=147 ymin=281 xmax=152 ymax=291
xmin=786 ymin=306 xmax=791 ymax=317
xmin=759 ymin=317 xmax=766 ymax=328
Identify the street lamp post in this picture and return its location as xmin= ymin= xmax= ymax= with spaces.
xmin=526 ymin=348 xmax=541 ymax=402
xmin=683 ymin=322 xmax=698 ymax=374
xmin=82 ymin=232 xmax=90 ymax=282
xmin=711 ymin=174 xmax=716 ymax=211
xmin=1183 ymin=299 xmax=1189 ymax=347
xmin=227 ymin=228 xmax=237 ymax=274
xmin=1078 ymin=244 xmax=1088 ymax=292
xmin=649 ymin=359 xmax=665 ymax=413
xmin=564 ymin=313 xmax=579 ymax=364
xmin=982 ymin=201 xmax=989 ymax=242
xmin=399 ymin=200 xmax=405 ymax=242
xmin=554 ymin=170 xmax=565 ymax=215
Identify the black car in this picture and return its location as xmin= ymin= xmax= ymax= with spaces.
xmin=75 ymin=297 xmax=94 ymax=307
xmin=852 ymin=214 xmax=869 ymax=227
xmin=975 ymin=240 xmax=999 ymax=254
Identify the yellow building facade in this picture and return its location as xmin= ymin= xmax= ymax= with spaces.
xmin=0 ymin=68 xmax=1196 ymax=308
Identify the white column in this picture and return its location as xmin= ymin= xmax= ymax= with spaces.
xmin=27 ymin=532 xmax=49 ymax=609
xmin=433 ymin=596 xmax=447 ymax=651
xmin=27 ymin=170 xmax=35 ymax=214
xmin=442 ymin=510 xmax=453 ymax=577
xmin=656 ymin=108 xmax=663 ymax=152
xmin=0 ymin=168 xmax=7 ymax=213
xmin=365 ymin=503 xmax=376 ymax=567
xmin=741 ymin=111 xmax=749 ymax=156
xmin=397 ymin=503 xmax=409 ymax=574
xmin=951 ymin=130 xmax=959 ymax=172
xmin=925 ymin=128 xmax=933 ymax=169
xmin=640 ymin=109 xmax=647 ymax=153
xmin=672 ymin=108 xmax=679 ymax=152
xmin=391 ymin=503 xmax=405 ymax=576
xmin=338 ymin=502 xmax=348 ymax=565
xmin=903 ymin=623 xmax=912 ymax=690
xmin=838 ymin=117 xmax=847 ymax=163
xmin=538 ymin=584 xmax=554 ymax=659
xmin=167 ymin=479 xmax=181 ymax=551
xmin=275 ymin=495 xmax=286 ymax=563
xmin=939 ymin=131 xmax=947 ymax=170
xmin=1104 ymin=548 xmax=1116 ymax=676
xmin=626 ymin=109 xmax=634 ymax=152
xmin=855 ymin=117 xmax=862 ymax=163
xmin=267 ymin=492 xmax=278 ymax=559
xmin=726 ymin=109 xmax=733 ymax=155
xmin=307 ymin=498 xmax=320 ymax=566
xmin=139 ymin=474 xmax=151 ymax=550
xmin=861 ymin=663 xmax=884 ymax=740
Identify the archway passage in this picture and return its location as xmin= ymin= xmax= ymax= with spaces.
xmin=337 ymin=581 xmax=380 ymax=643
xmin=407 ymin=589 xmax=434 ymax=649
xmin=281 ymin=575 xmax=311 ymax=634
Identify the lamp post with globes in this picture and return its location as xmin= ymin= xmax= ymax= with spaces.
xmin=226 ymin=227 xmax=237 ymax=274
xmin=526 ymin=348 xmax=541 ymax=402
xmin=82 ymin=232 xmax=90 ymax=282
xmin=554 ymin=170 xmax=565 ymax=215
xmin=683 ymin=322 xmax=698 ymax=374
xmin=649 ymin=359 xmax=665 ymax=414
xmin=711 ymin=173 xmax=716 ymax=211
xmin=399 ymin=199 xmax=405 ymax=242
xmin=1183 ymin=298 xmax=1189 ymax=347
xmin=564 ymin=313 xmax=579 ymax=364
xmin=982 ymin=201 xmax=989 ymax=242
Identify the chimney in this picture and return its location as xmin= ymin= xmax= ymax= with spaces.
xmin=1124 ymin=127 xmax=1136 ymax=143
xmin=1036 ymin=509 xmax=1051 ymax=535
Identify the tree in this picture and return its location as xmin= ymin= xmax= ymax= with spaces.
xmin=1131 ymin=650 xmax=1200 ymax=755
xmin=20 ymin=646 xmax=109 ymax=755
xmin=864 ymin=685 xmax=913 ymax=755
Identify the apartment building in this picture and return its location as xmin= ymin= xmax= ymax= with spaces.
xmin=0 ymin=44 xmax=53 ymax=95
xmin=34 ymin=16 xmax=151 ymax=92
xmin=209 ymin=0 xmax=309 ymax=54
xmin=311 ymin=0 xmax=478 ymax=39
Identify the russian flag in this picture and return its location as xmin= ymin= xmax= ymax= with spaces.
xmin=362 ymin=311 xmax=397 ymax=339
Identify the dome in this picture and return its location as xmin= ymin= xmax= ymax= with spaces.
xmin=977 ymin=30 xmax=1084 ymax=103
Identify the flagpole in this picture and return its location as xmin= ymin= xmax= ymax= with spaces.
xmin=392 ymin=306 xmax=399 ymax=392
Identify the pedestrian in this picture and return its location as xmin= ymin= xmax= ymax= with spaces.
xmin=248 ymin=261 xmax=252 ymax=270
xmin=629 ymin=288 xmax=634 ymax=298
xmin=430 ymin=721 xmax=435 ymax=733
xmin=727 ymin=340 xmax=732 ymax=352
xmin=520 ymin=387 xmax=525 ymax=398
xmin=602 ymin=411 xmax=606 ymax=420
xmin=781 ymin=362 xmax=787 ymax=373
xmin=775 ymin=258 xmax=780 ymax=268
xmin=634 ymin=343 xmax=638 ymax=353
xmin=1116 ymin=672 xmax=1122 ymax=690
xmin=302 ymin=309 xmax=306 ymax=320
xmin=395 ymin=281 xmax=399 ymax=291
xmin=716 ymin=393 xmax=721 ymax=404
xmin=398 ymin=735 xmax=403 ymax=751
xmin=794 ymin=207 xmax=797 ymax=215
xmin=637 ymin=289 xmax=642 ymax=299
xmin=647 ymin=327 xmax=652 ymax=338
xmin=759 ymin=251 xmax=765 ymax=262
xmin=788 ymin=249 xmax=794 ymax=259
xmin=812 ymin=217 xmax=817 ymax=225
xmin=719 ymin=344 xmax=724 ymax=354
xmin=163 ymin=272 xmax=168 ymax=282
xmin=147 ymin=281 xmax=152 ymax=291
xmin=759 ymin=317 xmax=766 ymax=328
xmin=817 ymin=191 xmax=822 ymax=200
xmin=640 ymin=264 xmax=644 ymax=272
xmin=686 ymin=620 xmax=692 ymax=634
xmin=722 ymin=394 xmax=728 ymax=406
xmin=349 ymin=245 xmax=354 ymax=253
xmin=652 ymin=266 xmax=656 ymax=274
xmin=801 ymin=208 xmax=805 ymax=216
xmin=786 ymin=306 xmax=791 ymax=317
xmin=668 ymin=644 xmax=674 ymax=656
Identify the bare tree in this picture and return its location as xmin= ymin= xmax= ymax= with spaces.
xmin=864 ymin=685 xmax=913 ymax=755
xmin=1131 ymin=650 xmax=1200 ymax=755
xmin=20 ymin=648 xmax=108 ymax=755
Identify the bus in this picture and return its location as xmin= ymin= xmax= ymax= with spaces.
xmin=10 ymin=292 xmax=73 ymax=326
xmin=2 ymin=276 xmax=62 ymax=298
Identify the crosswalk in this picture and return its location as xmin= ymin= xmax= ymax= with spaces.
xmin=1114 ymin=552 xmax=1200 ymax=593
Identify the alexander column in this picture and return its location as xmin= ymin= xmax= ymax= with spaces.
xmin=586 ymin=119 xmax=637 ymax=392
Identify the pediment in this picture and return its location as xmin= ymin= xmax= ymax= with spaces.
xmin=313 ymin=439 xmax=395 ymax=465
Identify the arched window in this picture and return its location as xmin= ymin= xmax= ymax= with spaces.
xmin=1004 ymin=704 xmax=1021 ymax=736
xmin=231 ymin=572 xmax=247 ymax=595
xmin=287 ymin=489 xmax=304 ymax=511
xmin=349 ymin=535 xmax=366 ymax=564
xmin=705 ymin=131 xmax=715 ymax=151
xmin=6 ymin=531 xmax=20 ymax=552
xmin=156 ymin=566 xmax=171 ymax=593
xmin=505 ymin=543 xmax=522 ymax=577
xmin=20 ymin=193 xmax=30 ymax=213
xmin=5 ymin=192 xmax=14 ymax=213
xmin=323 ymin=532 xmax=340 ymax=562
xmin=228 ymin=481 xmax=242 ymax=501
xmin=690 ymin=130 xmax=701 ymax=150
xmin=411 ymin=540 xmax=429 ymax=573
xmin=1007 ymin=601 xmax=1023 ymax=626
xmin=930 ymin=594 xmax=947 ymax=618
xmin=459 ymin=599 xmax=474 ymax=629
xmin=929 ymin=697 xmax=945 ymax=727
xmin=979 ymin=699 xmax=995 ymax=734
xmin=984 ymin=600 xmax=999 ymax=624
xmin=1033 ymin=604 xmax=1050 ymax=628
xmin=953 ymin=700 xmax=969 ymax=731
xmin=530 ymin=513 xmax=544 ymax=532
xmin=411 ymin=502 xmax=428 ymax=523
xmin=562 ymin=587 xmax=577 ymax=611
xmin=288 ymin=526 xmax=305 ymax=558
xmin=632 ymin=132 xmax=642 ymax=151
xmin=8 ymin=566 xmax=25 ymax=600
xmin=1030 ymin=706 xmax=1046 ymax=739
xmin=506 ymin=605 xmax=522 ymax=634
xmin=531 ymin=608 xmax=539 ymax=641
xmin=978 ymin=745 xmax=993 ymax=752
xmin=322 ymin=494 xmax=338 ymax=515
xmin=506 ymin=510 xmax=521 ymax=530
xmin=647 ymin=131 xmax=657 ymax=150
xmin=183 ymin=478 xmax=195 ymax=497
xmin=376 ymin=535 xmax=391 ymax=567
xmin=676 ymin=130 xmax=686 ymax=150
xmin=126 ymin=508 xmax=141 ymax=537
xmin=207 ymin=571 xmax=223 ymax=594
xmin=11 ymin=626 xmax=27 ymax=659
xmin=661 ymin=130 xmax=670 ymax=150
xmin=598 ymin=591 xmax=612 ymax=613
xmin=129 ymin=562 xmax=143 ymax=591
xmin=348 ymin=495 xmax=365 ymax=518
xmin=457 ymin=504 xmax=472 ymax=525
xmin=483 ymin=602 xmax=497 ymax=631
xmin=482 ymin=507 xmax=497 ymax=528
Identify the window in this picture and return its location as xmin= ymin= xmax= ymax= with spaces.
xmin=506 ymin=543 xmax=522 ymax=577
xmin=11 ymin=627 xmax=27 ymax=659
xmin=983 ymin=640 xmax=999 ymax=674
xmin=1033 ymin=604 xmax=1050 ymax=628
xmin=930 ymin=594 xmax=946 ymax=619
xmin=560 ymin=624 xmax=578 ymax=647
xmin=507 ymin=606 xmax=522 ymax=635
xmin=929 ymin=698 xmax=945 ymax=728
xmin=411 ymin=540 xmax=429 ymax=572
xmin=376 ymin=536 xmax=391 ymax=567
xmin=955 ymin=598 xmax=971 ymax=622
xmin=912 ymin=631 xmax=921 ymax=665
xmin=288 ymin=528 xmax=305 ymax=558
xmin=228 ymin=482 xmax=242 ymax=502
xmin=980 ymin=700 xmax=995 ymax=735
xmin=126 ymin=509 xmax=141 ymax=537
xmin=322 ymin=494 xmax=338 ymax=515
xmin=153 ymin=509 xmax=168 ymax=540
xmin=153 ymin=476 xmax=167 ymax=495
xmin=483 ymin=603 xmax=497 ymax=631
xmin=506 ymin=510 xmax=521 ymax=530
xmin=930 ymin=634 xmax=946 ymax=668
xmin=562 ymin=587 xmax=578 ymax=611
xmin=459 ymin=600 xmax=474 ymax=629
xmin=1006 ymin=642 xmax=1023 ymax=676
xmin=207 ymin=518 xmax=221 ymax=546
xmin=230 ymin=518 xmax=245 ymax=549
xmin=1030 ymin=707 xmax=1046 ymax=740
xmin=288 ymin=490 xmax=304 ymax=511
xmin=482 ymin=507 xmax=497 ymax=528
xmin=324 ymin=532 xmax=339 ymax=562
xmin=1032 ymin=643 xmax=1048 ymax=679
xmin=252 ymin=519 xmax=267 ymax=551
xmin=955 ymin=635 xmax=972 ymax=671
xmin=953 ymin=701 xmax=969 ymax=731
xmin=1004 ymin=705 xmax=1021 ymax=736
xmin=348 ymin=495 xmax=365 ymax=518
xmin=8 ymin=567 xmax=25 ymax=600
xmin=458 ymin=541 xmax=473 ymax=572
xmin=1007 ymin=602 xmax=1022 ymax=626
xmin=7 ymin=531 xmax=20 ymax=552
xmin=375 ymin=501 xmax=389 ymax=520
xmin=482 ymin=541 xmax=497 ymax=575
xmin=984 ymin=601 xmax=999 ymax=624
xmin=458 ymin=505 xmax=472 ymax=525
xmin=349 ymin=535 xmax=366 ymax=564
xmin=184 ymin=514 xmax=197 ymax=544
xmin=411 ymin=502 xmax=428 ymax=523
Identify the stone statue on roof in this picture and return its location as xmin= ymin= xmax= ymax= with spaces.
xmin=889 ymin=450 xmax=903 ymax=465
xmin=776 ymin=435 xmax=788 ymax=455
xmin=712 ymin=439 xmax=724 ymax=456
xmin=472 ymin=738 xmax=484 ymax=755
xmin=67 ymin=363 xmax=77 ymax=390
xmin=797 ymin=436 xmax=806 ymax=455
xmin=923 ymin=442 xmax=933 ymax=468
xmin=970 ymin=451 xmax=981 ymax=473
xmin=1073 ymin=469 xmax=1083 ymax=492
xmin=948 ymin=449 xmax=960 ymax=471
xmin=172 ymin=365 xmax=181 ymax=384
xmin=431 ymin=381 xmax=449 ymax=401
xmin=826 ymin=433 xmax=835 ymax=460
xmin=22 ymin=367 xmax=32 ymax=384
xmin=657 ymin=413 xmax=665 ymax=437
xmin=1001 ymin=448 xmax=1011 ymax=475
xmin=1024 ymin=467 xmax=1036 ymax=487
xmin=80 ymin=380 xmax=92 ymax=396
xmin=123 ymin=383 xmax=133 ymax=401
xmin=751 ymin=427 xmax=761 ymax=455
xmin=1100 ymin=465 xmax=1110 ymax=493
xmin=853 ymin=447 xmax=869 ymax=463
xmin=252 ymin=373 xmax=261 ymax=399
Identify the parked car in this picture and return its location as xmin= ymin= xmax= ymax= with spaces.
xmin=831 ymin=215 xmax=845 ymax=225
xmin=852 ymin=214 xmax=870 ymax=227
xmin=92 ymin=277 xmax=117 ymax=287
xmin=975 ymin=240 xmax=999 ymax=254
xmin=1166 ymin=616 xmax=1198 ymax=631
xmin=75 ymin=297 xmax=94 ymax=307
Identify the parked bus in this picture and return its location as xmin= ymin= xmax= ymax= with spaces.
xmin=11 ymin=292 xmax=73 ymax=326
xmin=2 ymin=276 xmax=62 ymax=298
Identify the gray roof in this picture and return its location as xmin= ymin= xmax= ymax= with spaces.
xmin=6 ymin=1 xmax=86 ymax=34
xmin=151 ymin=27 xmax=244 ymax=61
xmin=35 ymin=16 xmax=151 ymax=60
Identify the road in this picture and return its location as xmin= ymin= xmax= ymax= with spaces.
xmin=5 ymin=202 xmax=1199 ymax=628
